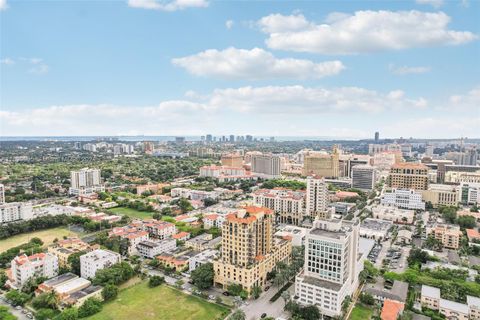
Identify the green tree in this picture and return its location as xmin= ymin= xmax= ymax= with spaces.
xmin=35 ymin=308 xmax=57 ymax=320
xmin=5 ymin=290 xmax=31 ymax=306
xmin=178 ymin=198 xmax=193 ymax=213
xmin=191 ymin=262 xmax=214 ymax=290
xmin=55 ymin=307 xmax=78 ymax=320
xmin=360 ymin=292 xmax=375 ymax=305
xmin=230 ymin=309 xmax=246 ymax=320
xmin=148 ymin=275 xmax=165 ymax=287
xmin=0 ymin=306 xmax=16 ymax=320
xmin=251 ymin=285 xmax=262 ymax=299
xmin=68 ymin=251 xmax=87 ymax=276
xmin=102 ymin=284 xmax=118 ymax=301
xmin=227 ymin=283 xmax=243 ymax=296
xmin=456 ymin=216 xmax=476 ymax=229
xmin=32 ymin=291 xmax=59 ymax=310
xmin=298 ymin=305 xmax=321 ymax=320
xmin=78 ymin=298 xmax=102 ymax=318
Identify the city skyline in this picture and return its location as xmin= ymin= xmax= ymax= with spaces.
xmin=1 ymin=0 xmax=479 ymax=138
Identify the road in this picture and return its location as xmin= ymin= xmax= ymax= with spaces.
xmin=0 ymin=298 xmax=30 ymax=320
xmin=240 ymin=285 xmax=292 ymax=320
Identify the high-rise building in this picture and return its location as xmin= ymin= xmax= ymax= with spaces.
xmin=246 ymin=135 xmax=253 ymax=142
xmin=206 ymin=134 xmax=213 ymax=142
xmin=251 ymin=154 xmax=281 ymax=179
xmin=229 ymin=135 xmax=235 ymax=142
xmin=295 ymin=218 xmax=362 ymax=317
xmin=387 ymin=163 xmax=429 ymax=191
xmin=175 ymin=137 xmax=185 ymax=144
xmin=253 ymin=189 xmax=305 ymax=225
xmin=0 ymin=183 xmax=4 ymax=204
xmin=213 ymin=206 xmax=291 ymax=295
xmin=375 ymin=132 xmax=379 ymax=142
xmin=352 ymin=165 xmax=377 ymax=191
xmin=69 ymin=168 xmax=105 ymax=196
xmin=221 ymin=154 xmax=243 ymax=168
xmin=303 ymin=146 xmax=340 ymax=178
xmin=305 ymin=176 xmax=330 ymax=220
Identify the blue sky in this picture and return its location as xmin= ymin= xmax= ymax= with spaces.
xmin=0 ymin=0 xmax=479 ymax=138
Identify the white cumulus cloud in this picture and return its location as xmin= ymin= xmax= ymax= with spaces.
xmin=0 ymin=0 xmax=7 ymax=11
xmin=225 ymin=20 xmax=234 ymax=29
xmin=127 ymin=0 xmax=208 ymax=11
xmin=172 ymin=47 xmax=345 ymax=80
xmin=258 ymin=10 xmax=477 ymax=54
xmin=0 ymin=58 xmax=15 ymax=65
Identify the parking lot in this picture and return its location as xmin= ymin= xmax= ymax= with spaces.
xmin=384 ymin=246 xmax=409 ymax=272
xmin=0 ymin=295 xmax=33 ymax=320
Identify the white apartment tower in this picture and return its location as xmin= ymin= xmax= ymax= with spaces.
xmin=0 ymin=202 xmax=34 ymax=224
xmin=306 ymin=176 xmax=329 ymax=220
xmin=80 ymin=249 xmax=121 ymax=279
xmin=251 ymin=154 xmax=281 ymax=179
xmin=295 ymin=218 xmax=362 ymax=317
xmin=69 ymin=168 xmax=105 ymax=196
xmin=10 ymin=253 xmax=59 ymax=288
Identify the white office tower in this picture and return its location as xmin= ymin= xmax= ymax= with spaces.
xmin=0 ymin=184 xmax=5 ymax=204
xmin=69 ymin=168 xmax=105 ymax=196
xmin=351 ymin=165 xmax=377 ymax=191
xmin=380 ymin=188 xmax=425 ymax=210
xmin=251 ymin=154 xmax=281 ymax=179
xmin=295 ymin=218 xmax=362 ymax=318
xmin=306 ymin=176 xmax=330 ymax=220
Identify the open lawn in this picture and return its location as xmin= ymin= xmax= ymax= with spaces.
xmin=107 ymin=207 xmax=153 ymax=220
xmin=0 ymin=227 xmax=78 ymax=252
xmin=349 ymin=304 xmax=373 ymax=320
xmin=87 ymin=282 xmax=230 ymax=320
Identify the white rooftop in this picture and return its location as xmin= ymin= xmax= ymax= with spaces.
xmin=439 ymin=299 xmax=469 ymax=314
xmin=421 ymin=285 xmax=440 ymax=299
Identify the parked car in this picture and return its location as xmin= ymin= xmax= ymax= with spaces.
xmin=261 ymin=313 xmax=267 ymax=318
xmin=223 ymin=292 xmax=230 ymax=296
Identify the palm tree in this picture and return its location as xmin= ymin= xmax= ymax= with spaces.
xmin=281 ymin=290 xmax=290 ymax=306
xmin=229 ymin=309 xmax=246 ymax=320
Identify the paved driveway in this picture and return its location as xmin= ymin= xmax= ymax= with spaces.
xmin=240 ymin=285 xmax=293 ymax=320
xmin=0 ymin=299 xmax=30 ymax=320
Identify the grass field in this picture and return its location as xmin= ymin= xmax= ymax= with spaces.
xmin=349 ymin=304 xmax=373 ymax=320
xmin=0 ymin=227 xmax=78 ymax=252
xmin=107 ymin=207 xmax=153 ymax=220
xmin=87 ymin=282 xmax=229 ymax=320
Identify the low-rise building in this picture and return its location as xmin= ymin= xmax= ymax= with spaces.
xmin=48 ymin=238 xmax=92 ymax=268
xmin=422 ymin=184 xmax=459 ymax=208
xmin=199 ymin=165 xmax=256 ymax=183
xmin=381 ymin=299 xmax=405 ymax=320
xmin=359 ymin=218 xmax=393 ymax=240
xmin=426 ymin=223 xmax=462 ymax=249
xmin=274 ymin=225 xmax=309 ymax=246
xmin=185 ymin=233 xmax=221 ymax=251
xmin=136 ymin=239 xmax=176 ymax=259
xmin=203 ymin=213 xmax=226 ymax=229
xmin=381 ymin=188 xmax=425 ymax=210
xmin=396 ymin=229 xmax=413 ymax=245
xmin=9 ymin=253 xmax=59 ymax=289
xmin=80 ymin=249 xmax=121 ymax=280
xmin=0 ymin=202 xmax=33 ymax=224
xmin=188 ymin=249 xmax=218 ymax=272
xmin=371 ymin=205 xmax=415 ymax=224
xmin=365 ymin=279 xmax=408 ymax=303
xmin=420 ymin=285 xmax=479 ymax=320
xmin=157 ymin=253 xmax=190 ymax=271
xmin=172 ymin=231 xmax=191 ymax=241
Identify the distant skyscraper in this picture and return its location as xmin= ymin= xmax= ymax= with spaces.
xmin=175 ymin=137 xmax=185 ymax=144
xmin=69 ymin=168 xmax=105 ymax=196
xmin=246 ymin=135 xmax=253 ymax=142
xmin=206 ymin=134 xmax=213 ymax=142
xmin=375 ymin=131 xmax=380 ymax=142
xmin=251 ymin=154 xmax=281 ymax=179
xmin=229 ymin=135 xmax=235 ymax=142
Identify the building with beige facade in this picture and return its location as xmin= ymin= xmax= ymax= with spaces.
xmin=303 ymin=146 xmax=340 ymax=178
xmin=421 ymin=285 xmax=480 ymax=320
xmin=445 ymin=171 xmax=480 ymax=184
xmin=305 ymin=176 xmax=330 ymax=220
xmin=426 ymin=223 xmax=462 ymax=249
xmin=48 ymin=238 xmax=92 ymax=268
xmin=422 ymin=184 xmax=459 ymax=208
xmin=221 ymin=154 xmax=243 ymax=168
xmin=253 ymin=188 xmax=305 ymax=225
xmin=387 ymin=163 xmax=429 ymax=191
xmin=213 ymin=206 xmax=291 ymax=295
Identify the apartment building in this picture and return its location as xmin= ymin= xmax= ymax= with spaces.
xmin=109 ymin=225 xmax=149 ymax=256
xmin=351 ymin=165 xmax=377 ymax=191
xmin=303 ymin=146 xmax=340 ymax=178
xmin=0 ymin=202 xmax=33 ymax=224
xmin=136 ymin=239 xmax=176 ymax=259
xmin=47 ymin=238 xmax=91 ymax=267
xmin=426 ymin=223 xmax=462 ymax=249
xmin=142 ymin=220 xmax=177 ymax=240
xmin=295 ymin=218 xmax=363 ymax=318
xmin=80 ymin=249 xmax=121 ymax=279
xmin=387 ymin=163 xmax=429 ymax=191
xmin=69 ymin=168 xmax=105 ymax=196
xmin=10 ymin=253 xmax=59 ymax=288
xmin=380 ymin=188 xmax=426 ymax=210
xmin=189 ymin=249 xmax=218 ymax=272
xmin=422 ymin=184 xmax=459 ymax=208
xmin=203 ymin=213 xmax=226 ymax=229
xmin=251 ymin=154 xmax=282 ymax=179
xmin=199 ymin=165 xmax=256 ymax=183
xmin=305 ymin=176 xmax=330 ymax=220
xmin=253 ymin=188 xmax=305 ymax=225
xmin=421 ymin=285 xmax=480 ymax=320
xmin=0 ymin=183 xmax=4 ymax=204
xmin=213 ymin=206 xmax=291 ymax=295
